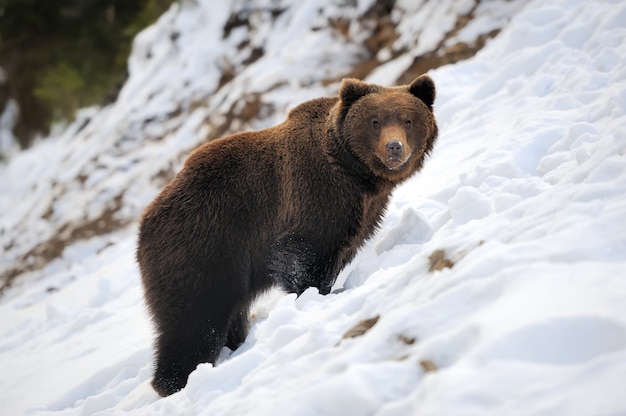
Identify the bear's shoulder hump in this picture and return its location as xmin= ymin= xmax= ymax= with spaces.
xmin=287 ymin=96 xmax=338 ymax=120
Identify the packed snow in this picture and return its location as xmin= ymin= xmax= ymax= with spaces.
xmin=2 ymin=0 xmax=626 ymax=415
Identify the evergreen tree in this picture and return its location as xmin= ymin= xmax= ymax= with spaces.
xmin=0 ymin=0 xmax=173 ymax=148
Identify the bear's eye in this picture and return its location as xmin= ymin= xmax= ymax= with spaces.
xmin=372 ymin=119 xmax=381 ymax=130
xmin=405 ymin=120 xmax=413 ymax=129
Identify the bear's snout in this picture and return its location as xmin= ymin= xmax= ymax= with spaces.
xmin=386 ymin=141 xmax=404 ymax=159
xmin=376 ymin=125 xmax=411 ymax=171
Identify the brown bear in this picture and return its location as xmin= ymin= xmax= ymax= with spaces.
xmin=137 ymin=75 xmax=438 ymax=396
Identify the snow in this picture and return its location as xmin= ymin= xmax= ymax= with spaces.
xmin=0 ymin=98 xmax=19 ymax=156
xmin=2 ymin=0 xmax=626 ymax=415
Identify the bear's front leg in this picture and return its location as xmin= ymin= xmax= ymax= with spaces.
xmin=267 ymin=235 xmax=339 ymax=295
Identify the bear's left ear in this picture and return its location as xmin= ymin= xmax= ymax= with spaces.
xmin=409 ymin=75 xmax=436 ymax=109
xmin=339 ymin=78 xmax=373 ymax=108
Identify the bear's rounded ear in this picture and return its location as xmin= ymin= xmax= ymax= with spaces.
xmin=409 ymin=75 xmax=436 ymax=109
xmin=339 ymin=78 xmax=372 ymax=108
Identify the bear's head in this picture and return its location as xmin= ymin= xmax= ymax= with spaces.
xmin=337 ymin=75 xmax=438 ymax=182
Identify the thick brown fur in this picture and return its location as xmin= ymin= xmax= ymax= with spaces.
xmin=137 ymin=75 xmax=438 ymax=396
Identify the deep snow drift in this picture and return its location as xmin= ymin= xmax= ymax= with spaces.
xmin=2 ymin=0 xmax=626 ymax=415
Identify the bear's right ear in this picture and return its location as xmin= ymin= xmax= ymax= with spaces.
xmin=339 ymin=78 xmax=373 ymax=108
xmin=409 ymin=75 xmax=436 ymax=110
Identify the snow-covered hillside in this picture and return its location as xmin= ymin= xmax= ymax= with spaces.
xmin=2 ymin=0 xmax=626 ymax=415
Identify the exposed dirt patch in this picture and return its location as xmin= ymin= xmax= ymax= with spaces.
xmin=419 ymin=359 xmax=438 ymax=373
xmin=397 ymin=28 xmax=500 ymax=85
xmin=1 ymin=193 xmax=130 ymax=293
xmin=323 ymin=0 xmax=398 ymax=82
xmin=396 ymin=1 xmax=500 ymax=84
xmin=342 ymin=316 xmax=381 ymax=339
xmin=429 ymin=249 xmax=455 ymax=272
xmin=336 ymin=0 xmax=503 ymax=84
xmin=398 ymin=334 xmax=417 ymax=345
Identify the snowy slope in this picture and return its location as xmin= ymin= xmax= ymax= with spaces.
xmin=2 ymin=0 xmax=626 ymax=415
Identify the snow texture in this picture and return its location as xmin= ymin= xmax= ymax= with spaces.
xmin=1 ymin=0 xmax=626 ymax=415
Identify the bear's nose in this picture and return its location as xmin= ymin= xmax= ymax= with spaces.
xmin=386 ymin=141 xmax=404 ymax=159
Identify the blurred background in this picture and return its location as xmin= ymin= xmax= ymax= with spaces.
xmin=0 ymin=0 xmax=173 ymax=150
xmin=0 ymin=0 xmax=496 ymax=157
